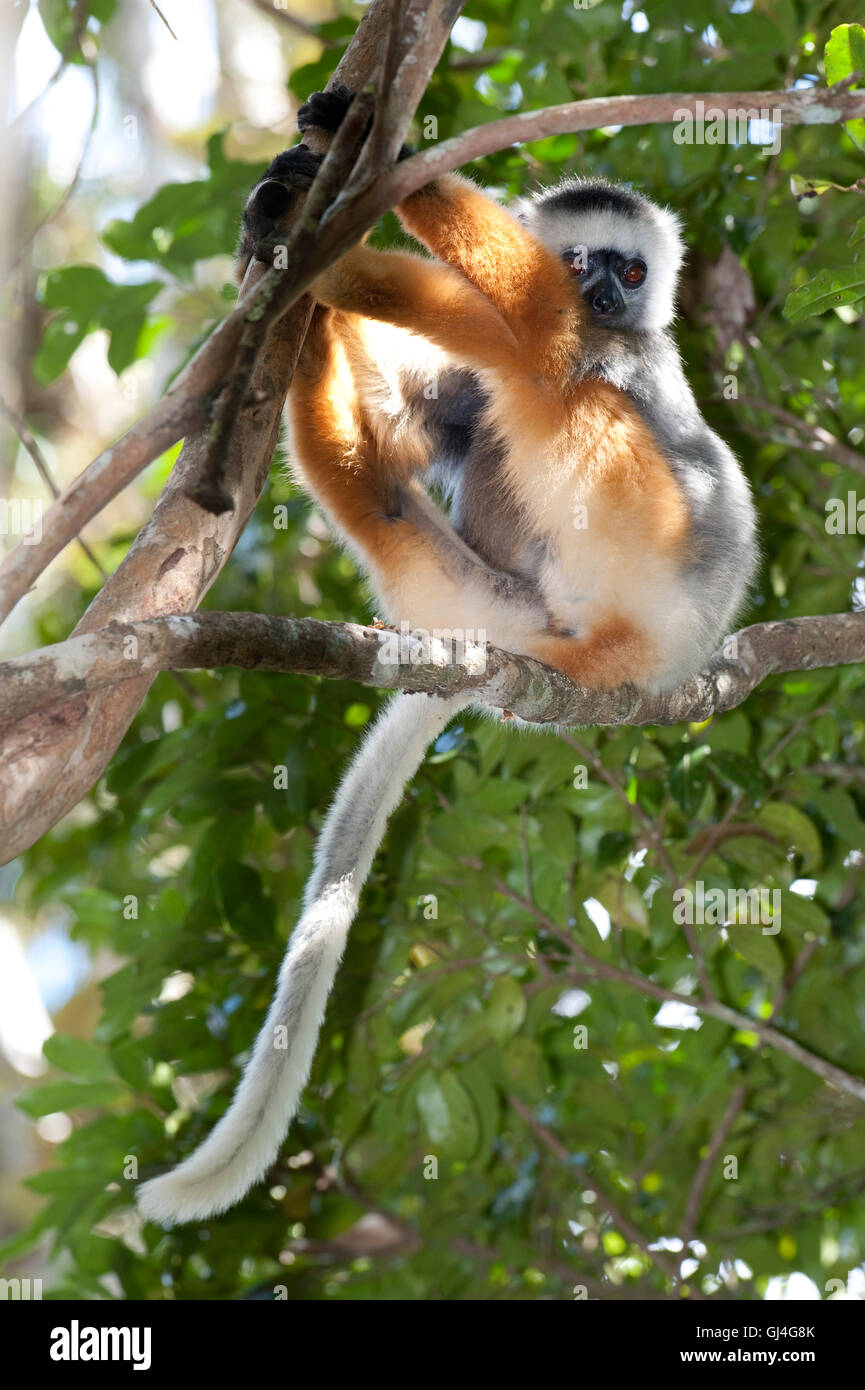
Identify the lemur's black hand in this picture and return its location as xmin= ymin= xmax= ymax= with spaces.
xmin=297 ymin=85 xmax=415 ymax=161
xmin=297 ymin=84 xmax=357 ymax=135
xmin=262 ymin=144 xmax=325 ymax=190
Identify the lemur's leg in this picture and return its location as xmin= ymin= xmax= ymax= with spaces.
xmin=290 ymin=307 xmax=550 ymax=639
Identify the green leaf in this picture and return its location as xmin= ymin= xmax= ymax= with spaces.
xmin=711 ymin=751 xmax=767 ymax=801
xmin=778 ymin=889 xmax=829 ymax=941
xmin=726 ymin=925 xmax=784 ymax=984
xmin=500 ymin=1037 xmax=546 ymax=1100
xmin=810 ymin=787 xmax=865 ymax=845
xmin=38 ymin=0 xmax=117 ymax=57
xmin=783 ymin=267 xmax=865 ymax=324
xmin=217 ymin=862 xmax=277 ymax=945
xmin=101 ymin=136 xmax=267 ymax=278
xmin=35 ymin=266 xmax=161 ymax=381
xmin=416 ymin=1070 xmax=479 ymax=1159
xmin=487 ymin=976 xmax=526 ymax=1043
xmin=17 ymin=1080 xmax=127 ymax=1119
xmin=42 ymin=1034 xmax=116 ymax=1082
xmin=756 ymin=803 xmax=822 ymax=871
xmin=670 ymin=744 xmax=712 ymax=817
xmin=825 ymin=24 xmax=865 ymax=150
xmin=593 ymin=873 xmax=649 ymax=935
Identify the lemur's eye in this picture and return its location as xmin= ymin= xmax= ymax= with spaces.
xmin=622 ymin=260 xmax=647 ymax=285
xmin=563 ymin=251 xmax=587 ymax=276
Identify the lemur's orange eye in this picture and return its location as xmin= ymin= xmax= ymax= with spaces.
xmin=622 ymin=260 xmax=647 ymax=285
xmin=563 ymin=252 xmax=586 ymax=275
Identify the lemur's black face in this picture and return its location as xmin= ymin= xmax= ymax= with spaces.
xmin=562 ymin=247 xmax=648 ymax=329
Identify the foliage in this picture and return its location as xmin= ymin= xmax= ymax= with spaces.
xmin=6 ymin=0 xmax=865 ymax=1302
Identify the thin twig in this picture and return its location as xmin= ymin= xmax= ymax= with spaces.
xmin=148 ymin=0 xmax=177 ymax=40
xmin=507 ymin=1095 xmax=681 ymax=1285
xmin=678 ymin=1084 xmax=747 ymax=1274
xmin=0 ymin=395 xmax=106 ymax=579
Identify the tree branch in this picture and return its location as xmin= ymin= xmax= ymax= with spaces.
xmin=487 ymin=877 xmax=865 ymax=1107
xmin=2 ymin=609 xmax=862 ymax=740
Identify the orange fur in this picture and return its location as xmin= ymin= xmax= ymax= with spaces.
xmin=399 ymin=174 xmax=580 ymax=376
xmin=529 ymin=616 xmax=651 ymax=691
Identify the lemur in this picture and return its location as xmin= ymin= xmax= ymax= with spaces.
xmin=138 ymin=89 xmax=757 ymax=1224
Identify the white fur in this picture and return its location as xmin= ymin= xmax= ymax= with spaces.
xmin=137 ymin=691 xmax=471 ymax=1225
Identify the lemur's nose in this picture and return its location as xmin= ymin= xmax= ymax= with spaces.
xmin=592 ymin=289 xmax=617 ymax=315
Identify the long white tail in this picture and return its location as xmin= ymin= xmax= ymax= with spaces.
xmin=137 ymin=691 xmax=470 ymax=1225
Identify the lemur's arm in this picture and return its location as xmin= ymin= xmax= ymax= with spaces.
xmin=238 ymin=140 xmax=556 ymax=638
xmin=309 ymin=245 xmax=526 ymax=377
xmin=237 ymin=126 xmax=531 ymax=382
xmin=396 ymin=176 xmax=579 ymax=367
xmin=295 ymin=86 xmax=580 ymax=376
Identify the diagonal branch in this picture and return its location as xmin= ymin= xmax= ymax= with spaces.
xmin=488 ymin=877 xmax=865 ymax=1107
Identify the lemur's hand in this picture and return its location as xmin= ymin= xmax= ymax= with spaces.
xmin=298 ymin=84 xmax=415 ymax=161
xmin=297 ymin=84 xmax=357 ymax=135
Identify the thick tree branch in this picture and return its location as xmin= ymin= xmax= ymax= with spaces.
xmin=1 ymin=609 xmax=863 ymax=743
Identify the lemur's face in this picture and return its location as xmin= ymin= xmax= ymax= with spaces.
xmin=561 ymin=245 xmax=649 ymax=330
xmin=514 ymin=179 xmax=685 ymax=332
